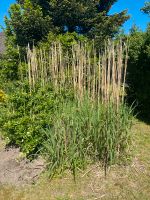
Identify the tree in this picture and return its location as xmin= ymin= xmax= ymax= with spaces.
xmin=5 ymin=0 xmax=54 ymax=46
xmin=31 ymin=0 xmax=128 ymax=36
xmin=88 ymin=10 xmax=128 ymax=45
xmin=141 ymin=2 xmax=150 ymax=15
xmin=5 ymin=0 xmax=129 ymax=47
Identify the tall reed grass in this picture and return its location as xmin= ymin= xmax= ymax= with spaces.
xmin=27 ymin=40 xmax=128 ymax=107
xmin=22 ymin=40 xmax=132 ymax=177
xmin=43 ymin=98 xmax=132 ymax=178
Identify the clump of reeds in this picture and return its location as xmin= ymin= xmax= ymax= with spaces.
xmin=23 ymin=40 xmax=132 ymax=178
xmin=26 ymin=39 xmax=128 ymax=108
xmin=43 ymin=97 xmax=132 ymax=178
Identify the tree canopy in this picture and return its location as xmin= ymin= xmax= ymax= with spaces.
xmin=5 ymin=0 xmax=129 ymax=46
xmin=5 ymin=0 xmax=54 ymax=46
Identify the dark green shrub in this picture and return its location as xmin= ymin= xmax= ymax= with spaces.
xmin=127 ymin=25 xmax=150 ymax=119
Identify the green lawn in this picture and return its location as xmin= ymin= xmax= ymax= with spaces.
xmin=0 ymin=119 xmax=150 ymax=200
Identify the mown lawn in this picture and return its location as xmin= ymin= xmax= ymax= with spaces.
xmin=0 ymin=119 xmax=150 ymax=200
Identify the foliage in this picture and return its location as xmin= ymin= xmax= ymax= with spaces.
xmin=127 ymin=25 xmax=150 ymax=118
xmin=5 ymin=0 xmax=129 ymax=47
xmin=29 ymin=0 xmax=127 ymax=35
xmin=5 ymin=0 xmax=54 ymax=47
xmin=0 ymin=90 xmax=6 ymax=103
xmin=0 ymin=41 xmax=20 ymax=81
xmin=38 ymin=32 xmax=87 ymax=50
xmin=43 ymin=98 xmax=133 ymax=178
xmin=141 ymin=2 xmax=150 ymax=15
xmin=88 ymin=10 xmax=128 ymax=47
xmin=0 ymin=83 xmax=64 ymax=155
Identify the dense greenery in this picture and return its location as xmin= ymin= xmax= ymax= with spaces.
xmin=5 ymin=1 xmax=54 ymax=46
xmin=0 ymin=80 xmax=132 ymax=176
xmin=0 ymin=39 xmax=133 ymax=177
xmin=0 ymin=84 xmax=58 ymax=154
xmin=127 ymin=7 xmax=150 ymax=118
xmin=44 ymin=99 xmax=132 ymax=178
xmin=0 ymin=0 xmax=149 ymax=178
xmin=5 ymin=0 xmax=129 ymax=47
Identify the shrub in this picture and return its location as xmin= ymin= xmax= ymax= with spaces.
xmin=0 ymin=83 xmax=62 ymax=155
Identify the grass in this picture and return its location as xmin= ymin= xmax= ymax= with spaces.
xmin=27 ymin=40 xmax=130 ymax=176
xmin=0 ymin=39 xmax=132 ymax=176
xmin=0 ymin=119 xmax=150 ymax=200
xmin=26 ymin=40 xmax=128 ymax=106
xmin=43 ymin=98 xmax=132 ymax=178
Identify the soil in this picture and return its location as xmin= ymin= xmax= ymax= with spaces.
xmin=0 ymin=138 xmax=45 ymax=186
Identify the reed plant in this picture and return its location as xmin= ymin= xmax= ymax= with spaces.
xmin=43 ymin=97 xmax=132 ymax=178
xmin=16 ymin=39 xmax=132 ymax=177
xmin=26 ymin=39 xmax=128 ymax=107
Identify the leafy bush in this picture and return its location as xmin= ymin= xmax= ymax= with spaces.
xmin=38 ymin=32 xmax=87 ymax=51
xmin=0 ymin=83 xmax=63 ymax=155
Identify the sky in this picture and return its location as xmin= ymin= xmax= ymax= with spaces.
xmin=0 ymin=0 xmax=149 ymax=33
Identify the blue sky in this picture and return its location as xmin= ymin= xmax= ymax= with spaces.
xmin=0 ymin=0 xmax=149 ymax=32
xmin=109 ymin=0 xmax=150 ymax=32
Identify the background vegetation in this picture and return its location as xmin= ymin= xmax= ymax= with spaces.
xmin=127 ymin=23 xmax=150 ymax=119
